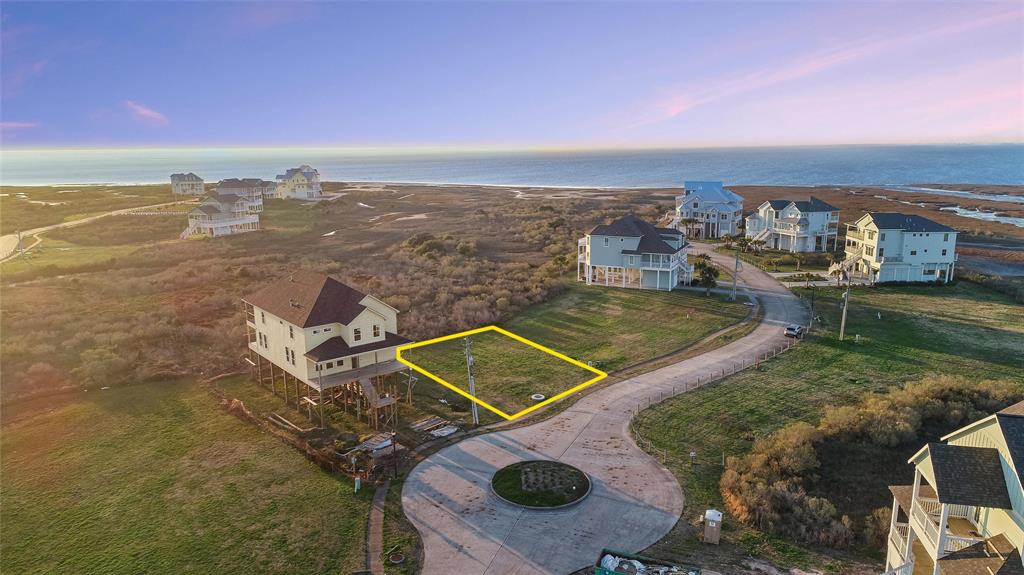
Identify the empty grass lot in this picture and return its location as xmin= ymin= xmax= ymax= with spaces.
xmin=402 ymin=284 xmax=749 ymax=422
xmin=635 ymin=281 xmax=1024 ymax=572
xmin=0 ymin=185 xmax=176 ymax=234
xmin=0 ymin=380 xmax=372 ymax=575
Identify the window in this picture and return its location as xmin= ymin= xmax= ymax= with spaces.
xmin=628 ymin=255 xmax=636 ymax=265
xmin=326 ymin=362 xmax=334 ymax=369
xmin=603 ymin=238 xmax=609 ymax=247
xmin=878 ymin=248 xmax=884 ymax=258
xmin=351 ymin=356 xmax=360 ymax=369
xmin=284 ymin=347 xmax=290 ymax=361
xmin=720 ymin=214 xmax=727 ymax=220
xmin=924 ymin=269 xmax=935 ymax=275
xmin=373 ymin=325 xmax=381 ymax=338
xmin=865 ymin=246 xmax=874 ymax=256
xmin=353 ymin=328 xmax=362 ymax=342
xmin=313 ymin=329 xmax=319 ymax=334
xmin=289 ymin=326 xmax=294 ymax=339
xmin=692 ymin=202 xmax=699 ymax=208
xmin=324 ymin=327 xmax=332 ymax=333
xmin=867 ymin=231 xmax=876 ymax=240
xmin=941 ymin=249 xmax=947 ymax=256
xmin=880 ymin=233 xmax=886 ymax=241
xmin=944 ymin=233 xmax=949 ymax=241
xmin=910 ymin=250 xmax=917 ymax=256
xmin=261 ymin=311 xmax=266 ymax=324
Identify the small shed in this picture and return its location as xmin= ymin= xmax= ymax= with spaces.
xmin=703 ymin=509 xmax=722 ymax=544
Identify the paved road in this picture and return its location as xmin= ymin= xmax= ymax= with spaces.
xmin=401 ymin=243 xmax=808 ymax=574
xmin=0 ymin=200 xmax=193 ymax=261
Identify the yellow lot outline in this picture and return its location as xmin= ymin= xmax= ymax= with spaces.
xmin=395 ymin=325 xmax=608 ymax=421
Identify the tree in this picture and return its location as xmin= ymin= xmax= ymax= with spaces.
xmin=694 ymin=260 xmax=720 ymax=296
xmin=680 ymin=217 xmax=699 ymax=239
xmin=794 ymin=253 xmax=805 ymax=271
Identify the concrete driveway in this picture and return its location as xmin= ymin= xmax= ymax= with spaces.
xmin=401 ymin=242 xmax=808 ymax=574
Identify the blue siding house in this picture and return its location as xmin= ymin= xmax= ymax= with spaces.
xmin=577 ymin=215 xmax=693 ymax=290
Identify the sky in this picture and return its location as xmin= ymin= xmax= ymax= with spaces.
xmin=1 ymin=1 xmax=1022 ymax=149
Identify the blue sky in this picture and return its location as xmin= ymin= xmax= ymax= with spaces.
xmin=1 ymin=1 xmax=1022 ymax=148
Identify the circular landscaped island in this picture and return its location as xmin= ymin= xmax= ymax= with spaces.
xmin=490 ymin=460 xmax=591 ymax=509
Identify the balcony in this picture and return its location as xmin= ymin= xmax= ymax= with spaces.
xmin=909 ymin=496 xmax=985 ymax=557
xmin=846 ymin=229 xmax=865 ymax=242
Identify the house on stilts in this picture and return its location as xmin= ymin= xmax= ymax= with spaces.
xmin=242 ymin=270 xmax=412 ymax=429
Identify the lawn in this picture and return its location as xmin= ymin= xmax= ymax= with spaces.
xmin=715 ymin=246 xmax=839 ymax=273
xmin=401 ymin=284 xmax=749 ymax=423
xmin=0 ymin=380 xmax=372 ymax=575
xmin=0 ymin=185 xmax=176 ymax=234
xmin=634 ymin=281 xmax=1024 ymax=572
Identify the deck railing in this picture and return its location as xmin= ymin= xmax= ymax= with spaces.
xmin=880 ymin=561 xmax=914 ymax=575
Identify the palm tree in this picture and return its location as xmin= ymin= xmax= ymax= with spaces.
xmin=696 ymin=263 xmax=720 ymax=296
xmin=680 ymin=217 xmax=699 ymax=239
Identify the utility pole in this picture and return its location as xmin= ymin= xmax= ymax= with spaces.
xmin=730 ymin=247 xmax=741 ymax=301
xmin=463 ymin=337 xmax=479 ymax=427
xmin=839 ymin=266 xmax=853 ymax=341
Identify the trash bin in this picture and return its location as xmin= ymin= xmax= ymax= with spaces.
xmin=703 ymin=509 xmax=722 ymax=544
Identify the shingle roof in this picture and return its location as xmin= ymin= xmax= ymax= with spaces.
xmin=766 ymin=200 xmax=790 ymax=210
xmin=889 ymin=484 xmax=937 ymax=513
xmin=765 ymin=197 xmax=838 ymax=213
xmin=305 ymin=331 xmax=411 ymax=362
xmin=590 ymin=215 xmax=679 ymax=255
xmin=171 ymin=172 xmax=202 ymax=182
xmin=193 ymin=205 xmax=222 ymax=216
xmin=244 ymin=271 xmax=369 ymax=328
xmin=217 ymin=178 xmax=275 ymax=189
xmin=208 ymin=192 xmax=245 ymax=204
xmin=937 ymin=534 xmax=1024 ymax=575
xmin=867 ymin=213 xmax=956 ymax=232
xmin=928 ymin=443 xmax=1012 ymax=508
xmin=998 ymin=411 xmax=1024 ymax=486
xmin=276 ymin=164 xmax=319 ymax=181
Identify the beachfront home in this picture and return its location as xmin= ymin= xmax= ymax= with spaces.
xmin=842 ymin=213 xmax=958 ymax=284
xmin=673 ymin=181 xmax=744 ymax=239
xmin=170 ymin=172 xmax=204 ymax=195
xmin=243 ymin=271 xmax=411 ymax=428
xmin=216 ymin=178 xmax=276 ymax=205
xmin=275 ymin=165 xmax=322 ymax=199
xmin=181 ymin=193 xmax=260 ymax=238
xmin=744 ymin=197 xmax=840 ymax=252
xmin=578 ymin=214 xmax=693 ymax=290
xmin=882 ymin=401 xmax=1024 ymax=575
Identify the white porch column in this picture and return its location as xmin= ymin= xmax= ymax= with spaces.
xmin=933 ymin=503 xmax=951 ymax=573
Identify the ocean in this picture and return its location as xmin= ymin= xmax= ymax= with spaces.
xmin=1 ymin=144 xmax=1022 ymax=188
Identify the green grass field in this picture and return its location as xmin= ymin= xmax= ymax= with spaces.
xmin=635 ymin=281 xmax=1024 ymax=571
xmin=0 ymin=185 xmax=176 ymax=234
xmin=715 ymin=246 xmax=838 ymax=273
xmin=402 ymin=284 xmax=749 ymax=422
xmin=0 ymin=380 xmax=372 ymax=575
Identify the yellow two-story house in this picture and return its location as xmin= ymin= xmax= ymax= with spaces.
xmin=883 ymin=401 xmax=1024 ymax=575
xmin=844 ymin=213 xmax=958 ymax=284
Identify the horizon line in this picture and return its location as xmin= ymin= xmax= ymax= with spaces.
xmin=2 ymin=140 xmax=1023 ymax=154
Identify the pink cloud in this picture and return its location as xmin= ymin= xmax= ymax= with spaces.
xmin=123 ymin=100 xmax=169 ymax=126
xmin=0 ymin=121 xmax=38 ymax=131
xmin=635 ymin=7 xmax=1023 ymax=128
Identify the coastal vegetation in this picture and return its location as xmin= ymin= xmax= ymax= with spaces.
xmin=635 ymin=281 xmax=1024 ymax=572
xmin=0 ymin=185 xmax=178 ymax=234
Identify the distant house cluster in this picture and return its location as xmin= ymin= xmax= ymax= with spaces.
xmin=172 ymin=164 xmax=322 ymax=238
xmin=577 ymin=178 xmax=960 ymax=291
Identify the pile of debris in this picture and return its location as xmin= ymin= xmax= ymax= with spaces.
xmin=595 ymin=549 xmax=700 ymax=575
xmin=409 ymin=415 xmax=460 ymax=439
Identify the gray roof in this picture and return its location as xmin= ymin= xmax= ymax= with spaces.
xmin=590 ymin=215 xmax=680 ymax=255
xmin=927 ymin=443 xmax=1012 ymax=509
xmin=207 ymin=192 xmax=245 ymax=204
xmin=765 ymin=197 xmax=838 ymax=213
xmin=217 ymin=178 xmax=275 ymax=189
xmin=937 ymin=534 xmax=1024 ymax=575
xmin=276 ymin=164 xmax=319 ymax=181
xmin=193 ymin=204 xmax=222 ymax=216
xmin=998 ymin=411 xmax=1024 ymax=485
xmin=171 ymin=172 xmax=202 ymax=182
xmin=305 ymin=331 xmax=411 ymax=362
xmin=867 ymin=212 xmax=956 ymax=233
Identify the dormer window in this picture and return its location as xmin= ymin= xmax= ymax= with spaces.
xmin=353 ymin=328 xmax=362 ymax=342
xmin=373 ymin=325 xmax=381 ymax=338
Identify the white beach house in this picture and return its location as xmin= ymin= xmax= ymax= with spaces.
xmin=673 ymin=181 xmax=744 ymax=239
xmin=170 ymin=172 xmax=204 ymax=195
xmin=578 ymin=214 xmax=693 ymax=290
xmin=216 ymin=178 xmax=276 ymax=204
xmin=882 ymin=401 xmax=1024 ymax=575
xmin=243 ymin=271 xmax=411 ymax=428
xmin=842 ymin=213 xmax=958 ymax=284
xmin=744 ymin=197 xmax=840 ymax=252
xmin=275 ymin=165 xmax=322 ymax=199
xmin=181 ymin=193 xmax=261 ymax=238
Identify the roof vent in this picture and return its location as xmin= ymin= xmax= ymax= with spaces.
xmin=289 ymin=298 xmax=301 ymax=308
